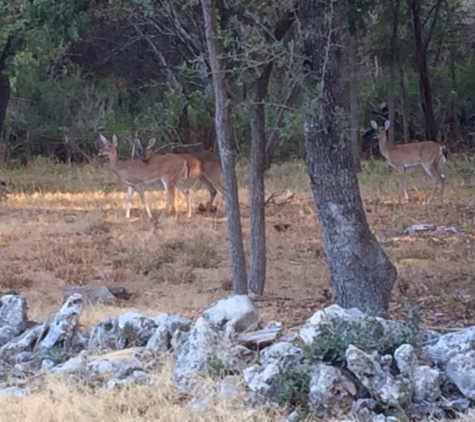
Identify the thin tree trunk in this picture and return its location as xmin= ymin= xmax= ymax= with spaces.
xmin=349 ymin=35 xmax=361 ymax=171
xmin=202 ymin=0 xmax=248 ymax=294
xmin=299 ymin=0 xmax=397 ymax=313
xmin=399 ymin=63 xmax=410 ymax=143
xmin=388 ymin=0 xmax=400 ymax=145
xmin=408 ymin=0 xmax=437 ymax=141
xmin=0 ymin=37 xmax=13 ymax=157
xmin=248 ymin=80 xmax=267 ymax=295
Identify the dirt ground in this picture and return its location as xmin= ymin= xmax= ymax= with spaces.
xmin=1 ymin=156 xmax=475 ymax=333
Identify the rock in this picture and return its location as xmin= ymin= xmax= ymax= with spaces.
xmin=170 ymin=329 xmax=189 ymax=352
xmin=88 ymin=318 xmax=125 ymax=354
xmin=52 ymin=351 xmax=88 ymax=376
xmin=242 ymin=363 xmax=279 ymax=395
xmin=442 ymin=397 xmax=470 ymax=413
xmin=102 ymin=370 xmax=149 ymax=391
xmin=299 ymin=304 xmax=401 ymax=346
xmin=146 ymin=325 xmax=170 ymax=354
xmin=413 ymin=365 xmax=441 ymax=402
xmin=118 ymin=312 xmax=157 ymax=346
xmin=424 ymin=326 xmax=475 ymax=365
xmin=218 ymin=375 xmax=242 ymax=401
xmin=446 ymin=351 xmax=475 ymax=399
xmin=0 ymin=325 xmax=45 ymax=359
xmin=41 ymin=359 xmax=55 ymax=370
xmin=173 ymin=317 xmax=239 ymax=393
xmin=260 ymin=341 xmax=304 ymax=370
xmin=308 ymin=363 xmax=356 ymax=417
xmin=36 ymin=294 xmax=84 ymax=358
xmin=63 ymin=286 xmax=115 ymax=306
xmin=422 ymin=329 xmax=441 ymax=346
xmin=346 ymin=345 xmax=404 ymax=407
xmin=394 ymin=344 xmax=417 ymax=379
xmin=154 ymin=313 xmax=191 ymax=334
xmin=236 ymin=323 xmax=282 ymax=349
xmin=203 ymin=295 xmax=259 ymax=334
xmin=0 ymin=386 xmax=30 ymax=398
xmin=0 ymin=295 xmax=27 ymax=347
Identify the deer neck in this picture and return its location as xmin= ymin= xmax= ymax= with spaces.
xmin=107 ymin=153 xmax=120 ymax=173
xmin=377 ymin=134 xmax=392 ymax=161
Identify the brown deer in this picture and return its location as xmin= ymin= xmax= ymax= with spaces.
xmin=135 ymin=138 xmax=224 ymax=213
xmin=98 ymin=134 xmax=191 ymax=218
xmin=370 ymin=120 xmax=447 ymax=204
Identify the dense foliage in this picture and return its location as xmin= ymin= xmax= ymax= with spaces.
xmin=1 ymin=0 xmax=475 ymax=164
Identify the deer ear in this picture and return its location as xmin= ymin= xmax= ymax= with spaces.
xmin=148 ymin=138 xmax=156 ymax=147
xmin=99 ymin=134 xmax=108 ymax=145
xmin=112 ymin=135 xmax=118 ymax=146
xmin=370 ymin=120 xmax=378 ymax=130
xmin=384 ymin=120 xmax=391 ymax=131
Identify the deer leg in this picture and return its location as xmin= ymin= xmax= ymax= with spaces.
xmin=423 ymin=163 xmax=443 ymax=205
xmin=161 ymin=178 xmax=172 ymax=215
xmin=125 ymin=185 xmax=135 ymax=218
xmin=176 ymin=181 xmax=191 ymax=218
xmin=397 ymin=168 xmax=408 ymax=202
xmin=136 ymin=186 xmax=152 ymax=219
xmin=199 ymin=175 xmax=216 ymax=212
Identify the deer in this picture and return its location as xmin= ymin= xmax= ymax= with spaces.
xmin=370 ymin=120 xmax=447 ymax=205
xmin=135 ymin=137 xmax=224 ymax=213
xmin=97 ymin=134 xmax=191 ymax=219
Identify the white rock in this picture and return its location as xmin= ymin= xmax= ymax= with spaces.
xmin=346 ymin=345 xmax=404 ymax=407
xmin=308 ymin=363 xmax=356 ymax=415
xmin=37 ymin=294 xmax=84 ymax=357
xmin=118 ymin=312 xmax=157 ymax=346
xmin=424 ymin=326 xmax=475 ymax=365
xmin=203 ymin=295 xmax=259 ymax=333
xmin=446 ymin=351 xmax=475 ymax=399
xmin=173 ymin=317 xmax=238 ymax=393
xmin=242 ymin=363 xmax=279 ymax=394
xmin=146 ymin=325 xmax=170 ymax=354
xmin=0 ymin=386 xmax=30 ymax=398
xmin=260 ymin=341 xmax=304 ymax=369
xmin=413 ymin=365 xmax=441 ymax=402
xmin=88 ymin=318 xmax=125 ymax=354
xmin=0 ymin=295 xmax=27 ymax=347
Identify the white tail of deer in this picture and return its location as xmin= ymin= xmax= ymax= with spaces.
xmin=97 ymin=134 xmax=190 ymax=218
xmin=136 ymin=138 xmax=224 ymax=213
xmin=370 ymin=120 xmax=447 ymax=204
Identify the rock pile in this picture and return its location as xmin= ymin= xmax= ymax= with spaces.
xmin=0 ymin=293 xmax=473 ymax=421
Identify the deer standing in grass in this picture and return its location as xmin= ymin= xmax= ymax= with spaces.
xmin=135 ymin=137 xmax=225 ymax=213
xmin=370 ymin=120 xmax=447 ymax=204
xmin=98 ymin=134 xmax=191 ymax=219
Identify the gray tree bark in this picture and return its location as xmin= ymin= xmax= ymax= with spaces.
xmin=202 ymin=0 xmax=248 ymax=294
xmin=299 ymin=0 xmax=397 ymax=313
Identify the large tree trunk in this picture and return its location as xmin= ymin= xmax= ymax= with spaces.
xmin=349 ymin=35 xmax=361 ymax=171
xmin=202 ymin=0 xmax=248 ymax=294
xmin=0 ymin=37 xmax=13 ymax=156
xmin=299 ymin=0 xmax=397 ymax=313
xmin=399 ymin=63 xmax=410 ymax=143
xmin=408 ymin=0 xmax=437 ymax=141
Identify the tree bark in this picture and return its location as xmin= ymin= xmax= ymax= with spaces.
xmin=248 ymin=79 xmax=267 ymax=295
xmin=388 ymin=0 xmax=400 ymax=145
xmin=202 ymin=0 xmax=248 ymax=295
xmin=0 ymin=37 xmax=13 ymax=154
xmin=349 ymin=34 xmax=361 ymax=171
xmin=399 ymin=63 xmax=410 ymax=143
xmin=408 ymin=0 xmax=437 ymax=141
xmin=299 ymin=0 xmax=397 ymax=313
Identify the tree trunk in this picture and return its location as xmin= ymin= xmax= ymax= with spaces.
xmin=248 ymin=78 xmax=268 ymax=295
xmin=0 ymin=37 xmax=13 ymax=155
xmin=349 ymin=35 xmax=361 ymax=171
xmin=299 ymin=0 xmax=397 ymax=313
xmin=399 ymin=63 xmax=410 ymax=143
xmin=388 ymin=0 xmax=400 ymax=145
xmin=408 ymin=0 xmax=437 ymax=141
xmin=202 ymin=0 xmax=248 ymax=295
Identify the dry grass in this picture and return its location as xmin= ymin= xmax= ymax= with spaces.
xmin=1 ymin=155 xmax=475 ymax=419
xmin=0 ymin=358 xmax=281 ymax=422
